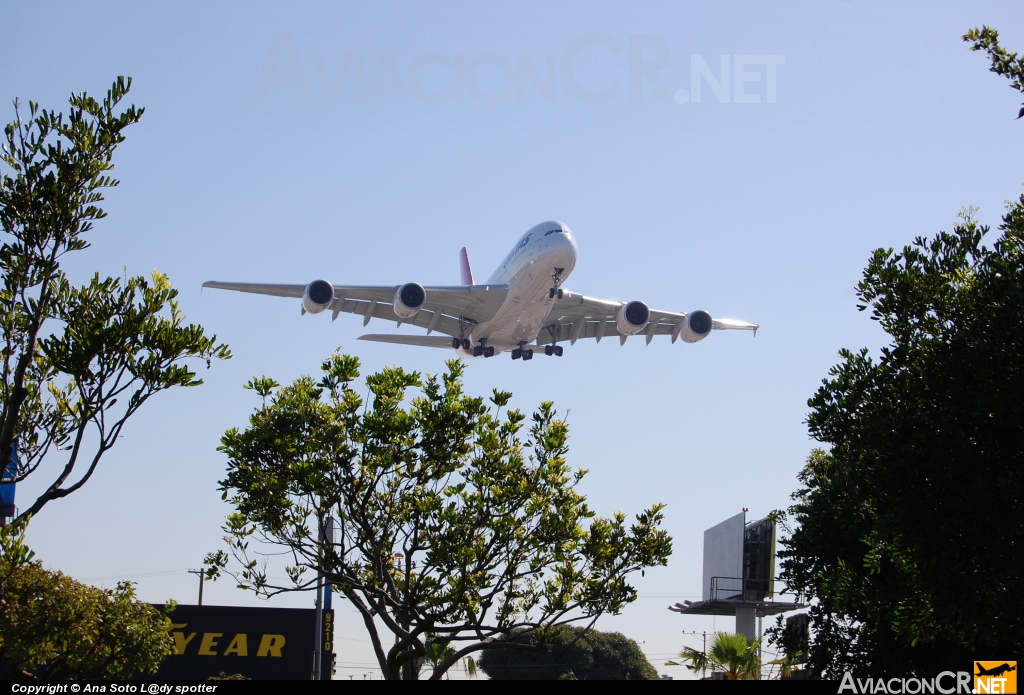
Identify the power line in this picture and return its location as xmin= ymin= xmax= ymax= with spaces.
xmin=78 ymin=568 xmax=188 ymax=581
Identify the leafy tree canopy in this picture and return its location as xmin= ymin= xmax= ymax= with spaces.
xmin=478 ymin=625 xmax=657 ymax=680
xmin=0 ymin=77 xmax=230 ymax=521
xmin=964 ymin=26 xmax=1024 ymax=118
xmin=778 ymin=200 xmax=1024 ymax=676
xmin=0 ymin=521 xmax=174 ymax=679
xmin=208 ymin=353 xmax=672 ymax=680
xmin=772 ymin=30 xmax=1024 ymax=677
xmin=775 ymin=107 xmax=1024 ymax=682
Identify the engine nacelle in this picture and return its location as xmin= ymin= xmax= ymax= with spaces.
xmin=303 ymin=280 xmax=335 ymax=314
xmin=393 ymin=282 xmax=426 ymax=319
xmin=679 ymin=310 xmax=713 ymax=343
xmin=615 ymin=301 xmax=650 ymax=335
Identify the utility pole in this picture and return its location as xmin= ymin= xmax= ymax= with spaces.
xmin=703 ymin=631 xmax=707 ymax=680
xmin=313 ymin=568 xmax=323 ymax=680
xmin=187 ymin=569 xmax=205 ymax=606
xmin=324 ymin=518 xmax=334 ymax=678
xmin=314 ymin=517 xmax=335 ymax=680
xmin=679 ymin=629 xmax=709 ymax=679
xmin=757 ymin=615 xmax=763 ymax=680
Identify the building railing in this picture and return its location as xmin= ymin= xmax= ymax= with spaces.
xmin=708 ymin=576 xmax=800 ymax=603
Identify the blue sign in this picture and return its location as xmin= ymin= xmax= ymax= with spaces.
xmin=1 ymin=444 xmax=19 ymax=518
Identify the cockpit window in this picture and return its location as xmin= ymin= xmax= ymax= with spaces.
xmin=544 ymin=228 xmax=563 ymax=236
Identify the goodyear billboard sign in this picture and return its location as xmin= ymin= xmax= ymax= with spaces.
xmin=153 ymin=605 xmax=333 ymax=680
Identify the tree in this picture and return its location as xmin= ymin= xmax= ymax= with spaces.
xmin=676 ymin=632 xmax=761 ymax=680
xmin=964 ymin=26 xmax=1024 ymax=118
xmin=775 ymin=175 xmax=1024 ymax=671
xmin=0 ymin=77 xmax=230 ymax=521
xmin=769 ymin=29 xmax=1024 ymax=678
xmin=763 ymin=613 xmax=806 ymax=679
xmin=0 ymin=520 xmax=174 ymax=679
xmin=477 ymin=625 xmax=657 ymax=680
xmin=209 ymin=353 xmax=672 ymax=680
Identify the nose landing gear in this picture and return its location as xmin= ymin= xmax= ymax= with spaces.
xmin=548 ymin=268 xmax=565 ymax=299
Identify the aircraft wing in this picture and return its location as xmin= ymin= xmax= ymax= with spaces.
xmin=202 ymin=281 xmax=509 ymax=338
xmin=358 ymin=334 xmax=455 ymax=349
xmin=537 ymin=291 xmax=758 ymax=345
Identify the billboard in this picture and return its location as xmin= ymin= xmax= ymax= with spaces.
xmin=702 ymin=512 xmax=745 ymax=601
xmin=152 ymin=604 xmax=333 ymax=680
xmin=743 ymin=517 xmax=776 ymax=600
xmin=701 ymin=513 xmax=778 ymax=602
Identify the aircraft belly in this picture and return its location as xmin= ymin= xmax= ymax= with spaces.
xmin=472 ymin=238 xmax=576 ymax=352
xmin=473 ymin=265 xmax=555 ymax=350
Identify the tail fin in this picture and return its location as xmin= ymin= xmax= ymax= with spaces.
xmin=460 ymin=247 xmax=475 ymax=286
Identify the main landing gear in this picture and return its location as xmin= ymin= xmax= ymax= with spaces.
xmin=548 ymin=268 xmax=565 ymax=299
xmin=458 ymin=338 xmax=493 ymax=357
xmin=512 ymin=344 xmax=563 ymax=360
xmin=452 ymin=336 xmax=495 ymax=357
xmin=512 ymin=341 xmax=533 ymax=360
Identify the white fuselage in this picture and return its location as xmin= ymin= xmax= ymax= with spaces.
xmin=458 ymin=220 xmax=578 ymax=356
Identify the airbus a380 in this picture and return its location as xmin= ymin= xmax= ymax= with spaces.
xmin=204 ymin=221 xmax=758 ymax=360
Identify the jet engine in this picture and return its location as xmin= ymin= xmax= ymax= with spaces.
xmin=615 ymin=301 xmax=650 ymax=335
xmin=393 ymin=282 xmax=426 ymax=319
xmin=303 ymin=280 xmax=335 ymax=314
xmin=679 ymin=310 xmax=713 ymax=343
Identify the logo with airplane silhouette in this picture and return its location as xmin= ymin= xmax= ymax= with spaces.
xmin=974 ymin=662 xmax=1017 ymax=694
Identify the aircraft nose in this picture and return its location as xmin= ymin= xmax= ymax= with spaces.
xmin=558 ymin=228 xmax=578 ymax=254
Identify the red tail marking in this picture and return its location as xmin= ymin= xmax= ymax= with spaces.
xmin=460 ymin=247 xmax=475 ymax=286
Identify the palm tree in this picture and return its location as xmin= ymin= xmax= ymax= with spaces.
xmin=676 ymin=632 xmax=761 ymax=680
xmin=673 ymin=646 xmax=711 ymax=679
xmin=422 ymin=639 xmax=477 ymax=679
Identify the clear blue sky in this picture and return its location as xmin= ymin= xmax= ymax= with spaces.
xmin=3 ymin=0 xmax=1021 ymax=679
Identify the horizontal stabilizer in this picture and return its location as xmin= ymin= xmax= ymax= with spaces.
xmin=358 ymin=334 xmax=455 ymax=349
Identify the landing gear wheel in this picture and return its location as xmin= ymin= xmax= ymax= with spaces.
xmin=523 ymin=349 xmax=533 ymax=360
xmin=452 ymin=338 xmax=460 ymax=349
xmin=548 ymin=287 xmax=556 ymax=299
xmin=544 ymin=345 xmax=554 ymax=356
xmin=461 ymin=339 xmax=471 ymax=350
xmin=511 ymin=348 xmax=521 ymax=360
xmin=555 ymin=345 xmax=563 ymax=356
xmin=484 ymin=346 xmax=495 ymax=358
xmin=473 ymin=345 xmax=483 ymax=357
xmin=557 ymin=289 xmax=564 ymax=299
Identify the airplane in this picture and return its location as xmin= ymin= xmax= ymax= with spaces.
xmin=203 ymin=220 xmax=758 ymax=360
xmin=976 ymin=664 xmax=1016 ymax=678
